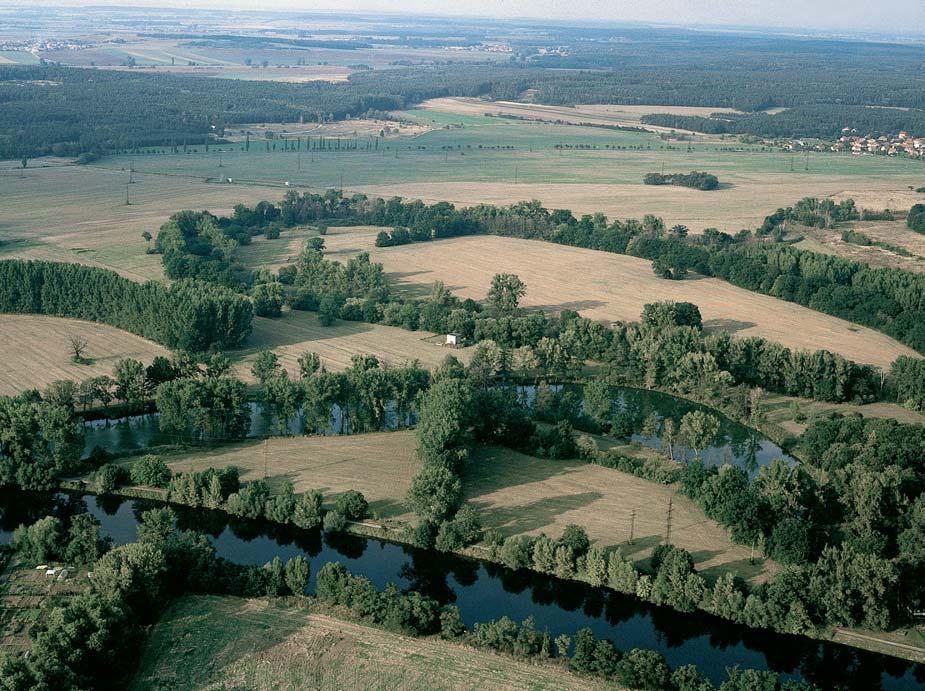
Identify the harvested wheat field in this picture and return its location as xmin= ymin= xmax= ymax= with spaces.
xmin=0 ymin=164 xmax=285 ymax=281
xmin=420 ymin=96 xmax=743 ymax=134
xmin=322 ymin=232 xmax=916 ymax=369
xmin=0 ymin=314 xmax=169 ymax=395
xmin=231 ymin=311 xmax=470 ymax=381
xmin=353 ymin=178 xmax=919 ymax=235
xmin=131 ymin=595 xmax=608 ymax=691
xmin=465 ymin=446 xmax=775 ymax=585
xmin=157 ymin=432 xmax=419 ymax=519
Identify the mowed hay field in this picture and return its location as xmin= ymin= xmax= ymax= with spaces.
xmin=0 ymin=163 xmax=284 ymax=281
xmin=155 ymin=431 xmax=419 ymax=519
xmin=230 ymin=311 xmax=471 ymax=381
xmin=323 ymin=231 xmax=917 ymax=369
xmin=0 ymin=314 xmax=169 ymax=395
xmin=131 ymin=596 xmax=606 ymax=691
xmin=465 ymin=446 xmax=774 ymax=584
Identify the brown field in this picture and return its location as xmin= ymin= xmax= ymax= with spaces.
xmin=419 ymin=97 xmax=742 ymax=136
xmin=763 ymin=393 xmax=925 ymax=437
xmin=353 ymin=179 xmax=919 ymax=235
xmin=230 ymin=311 xmax=471 ymax=381
xmin=794 ymin=219 xmax=925 ymax=273
xmin=322 ymin=230 xmax=917 ymax=369
xmin=132 ymin=595 xmax=610 ymax=691
xmin=223 ymin=118 xmax=431 ymax=143
xmin=0 ymin=314 xmax=169 ymax=395
xmin=0 ymin=164 xmax=280 ymax=282
xmin=465 ymin=446 xmax=774 ymax=584
xmin=155 ymin=432 xmax=420 ymax=519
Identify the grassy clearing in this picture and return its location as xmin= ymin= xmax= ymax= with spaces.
xmin=464 ymin=445 xmax=774 ymax=585
xmin=322 ymin=231 xmax=916 ymax=369
xmin=795 ymin=219 xmax=925 ymax=273
xmin=230 ymin=310 xmax=470 ymax=381
xmin=0 ymin=314 xmax=169 ymax=396
xmin=130 ymin=594 xmax=608 ymax=691
xmin=763 ymin=392 xmax=925 ymax=438
xmin=152 ymin=431 xmax=420 ymax=520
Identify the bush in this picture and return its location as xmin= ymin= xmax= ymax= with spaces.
xmin=323 ymin=510 xmax=347 ymax=532
xmin=334 ymin=490 xmax=368 ymax=520
xmin=292 ymin=490 xmax=324 ymax=529
xmin=408 ymin=519 xmax=438 ymax=548
xmin=435 ymin=521 xmax=465 ymax=551
xmin=440 ymin=605 xmax=466 ymax=639
xmin=499 ymin=535 xmax=534 ymax=570
xmin=129 ymin=455 xmax=171 ymax=488
xmin=95 ymin=464 xmax=128 ymax=494
xmin=13 ymin=516 xmax=63 ymax=564
xmin=559 ymin=524 xmax=590 ymax=557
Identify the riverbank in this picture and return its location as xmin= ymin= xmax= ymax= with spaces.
xmin=53 ymin=479 xmax=925 ymax=667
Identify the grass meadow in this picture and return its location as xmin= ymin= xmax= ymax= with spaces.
xmin=130 ymin=595 xmax=606 ymax=691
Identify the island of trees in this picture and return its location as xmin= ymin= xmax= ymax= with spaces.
xmin=643 ymin=171 xmax=719 ymax=190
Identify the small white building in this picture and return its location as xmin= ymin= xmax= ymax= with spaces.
xmin=445 ymin=333 xmax=462 ymax=347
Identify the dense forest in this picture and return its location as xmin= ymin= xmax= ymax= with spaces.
xmin=4 ymin=28 xmax=925 ymax=159
xmin=0 ymin=260 xmax=252 ymax=351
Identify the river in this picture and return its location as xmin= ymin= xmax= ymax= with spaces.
xmin=0 ymin=489 xmax=920 ymax=689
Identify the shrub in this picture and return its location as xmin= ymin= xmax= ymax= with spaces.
xmin=130 ymin=455 xmax=171 ymax=488
xmin=440 ymin=605 xmax=466 ymax=639
xmin=334 ymin=490 xmax=368 ymax=520
xmin=323 ymin=510 xmax=347 ymax=532
xmin=559 ymin=524 xmax=590 ymax=557
xmin=435 ymin=521 xmax=465 ymax=551
xmin=292 ymin=490 xmax=324 ymax=529
xmin=499 ymin=535 xmax=534 ymax=570
xmin=408 ymin=520 xmax=438 ymax=548
xmin=95 ymin=464 xmax=128 ymax=494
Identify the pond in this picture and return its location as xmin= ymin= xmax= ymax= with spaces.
xmin=84 ymin=386 xmax=794 ymax=476
xmin=0 ymin=489 xmax=920 ymax=690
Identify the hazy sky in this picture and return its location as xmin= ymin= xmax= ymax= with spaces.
xmin=15 ymin=0 xmax=925 ymax=33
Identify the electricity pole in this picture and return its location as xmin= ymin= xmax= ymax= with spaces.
xmin=263 ymin=438 xmax=269 ymax=479
xmin=664 ymin=497 xmax=673 ymax=545
xmin=124 ymin=184 xmax=131 ymax=206
xmin=629 ymin=509 xmax=636 ymax=545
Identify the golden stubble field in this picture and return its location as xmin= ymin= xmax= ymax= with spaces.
xmin=352 ymin=178 xmax=923 ymax=235
xmin=0 ymin=314 xmax=169 ymax=395
xmin=230 ymin=311 xmax=471 ymax=382
xmin=0 ymin=164 xmax=280 ymax=282
xmin=465 ymin=446 xmax=774 ymax=584
xmin=156 ymin=431 xmax=420 ymax=520
xmin=323 ymin=230 xmax=917 ymax=369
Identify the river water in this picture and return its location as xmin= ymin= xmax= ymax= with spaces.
xmin=0 ymin=489 xmax=920 ymax=689
xmin=83 ymin=386 xmax=796 ymax=476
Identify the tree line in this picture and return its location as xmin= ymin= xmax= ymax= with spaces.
xmin=0 ymin=260 xmax=252 ymax=351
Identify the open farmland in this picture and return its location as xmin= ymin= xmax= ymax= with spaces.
xmin=131 ymin=595 xmax=607 ymax=691
xmin=419 ymin=96 xmax=747 ymax=134
xmin=322 ymin=230 xmax=917 ymax=369
xmin=464 ymin=446 xmax=775 ymax=584
xmin=230 ymin=311 xmax=470 ymax=381
xmin=0 ymin=314 xmax=169 ymax=395
xmin=0 ymin=163 xmax=280 ymax=282
xmin=795 ymin=218 xmax=925 ymax=273
xmin=151 ymin=431 xmax=420 ymax=520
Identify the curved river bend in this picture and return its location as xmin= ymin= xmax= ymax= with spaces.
xmin=0 ymin=490 xmax=920 ymax=689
